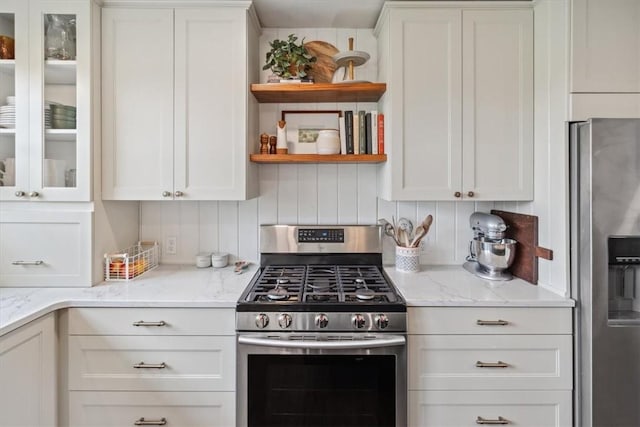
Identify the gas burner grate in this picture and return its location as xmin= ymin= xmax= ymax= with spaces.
xmin=245 ymin=264 xmax=399 ymax=305
xmin=248 ymin=265 xmax=305 ymax=302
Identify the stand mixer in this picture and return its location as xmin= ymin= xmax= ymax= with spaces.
xmin=463 ymin=212 xmax=517 ymax=281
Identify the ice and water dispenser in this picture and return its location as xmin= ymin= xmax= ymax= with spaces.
xmin=608 ymin=236 xmax=640 ymax=322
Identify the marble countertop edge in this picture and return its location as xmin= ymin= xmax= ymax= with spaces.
xmin=1 ymin=264 xmax=574 ymax=336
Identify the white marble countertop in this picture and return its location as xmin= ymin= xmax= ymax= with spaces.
xmin=1 ymin=264 xmax=573 ymax=336
xmin=385 ymin=265 xmax=574 ymax=307
xmin=0 ymin=264 xmax=258 ymax=336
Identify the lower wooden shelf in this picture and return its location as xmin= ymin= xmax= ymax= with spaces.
xmin=249 ymin=154 xmax=387 ymax=164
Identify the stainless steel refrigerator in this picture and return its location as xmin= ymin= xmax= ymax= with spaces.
xmin=570 ymin=118 xmax=640 ymax=427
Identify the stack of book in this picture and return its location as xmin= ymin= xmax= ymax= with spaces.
xmin=340 ymin=110 xmax=384 ymax=155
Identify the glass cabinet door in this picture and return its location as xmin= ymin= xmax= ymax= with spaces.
xmin=0 ymin=1 xmax=28 ymax=200
xmin=29 ymin=0 xmax=90 ymax=201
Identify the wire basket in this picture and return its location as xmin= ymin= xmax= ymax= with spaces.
xmin=104 ymin=241 xmax=159 ymax=281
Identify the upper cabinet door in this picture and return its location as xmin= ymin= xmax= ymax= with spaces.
xmin=173 ymin=8 xmax=249 ymax=200
xmin=572 ymin=0 xmax=640 ymax=93
xmin=1 ymin=0 xmax=93 ymax=202
xmin=0 ymin=1 xmax=28 ymax=200
xmin=101 ymin=8 xmax=174 ymax=200
xmin=29 ymin=0 xmax=93 ymax=201
xmin=462 ymin=9 xmax=533 ymax=201
xmin=378 ymin=8 xmax=462 ymax=201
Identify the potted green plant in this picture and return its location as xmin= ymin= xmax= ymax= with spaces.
xmin=263 ymin=34 xmax=317 ymax=80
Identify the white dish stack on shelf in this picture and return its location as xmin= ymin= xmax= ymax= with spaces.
xmin=0 ymin=95 xmax=15 ymax=128
xmin=44 ymin=101 xmax=53 ymax=129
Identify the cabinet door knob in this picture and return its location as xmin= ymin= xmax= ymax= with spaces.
xmin=467 ymin=191 xmax=475 ymax=198
xmin=454 ymin=191 xmax=461 ymax=198
xmin=29 ymin=191 xmax=40 ymax=198
xmin=162 ymin=191 xmax=172 ymax=197
xmin=174 ymin=191 xmax=184 ymax=197
xmin=14 ymin=191 xmax=26 ymax=197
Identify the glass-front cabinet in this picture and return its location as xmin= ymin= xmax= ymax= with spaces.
xmin=0 ymin=0 xmax=92 ymax=202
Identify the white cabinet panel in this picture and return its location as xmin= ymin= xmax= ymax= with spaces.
xmin=101 ymin=8 xmax=174 ymax=200
xmin=68 ymin=307 xmax=235 ymax=336
xmin=462 ymin=9 xmax=533 ymax=200
xmin=572 ymin=0 xmax=640 ymax=92
xmin=69 ymin=391 xmax=235 ymax=427
xmin=408 ymin=334 xmax=572 ymax=390
xmin=380 ymin=8 xmax=462 ymax=200
xmin=1 ymin=0 xmax=95 ymax=202
xmin=408 ymin=307 xmax=572 ymax=334
xmin=409 ymin=390 xmax=572 ymax=427
xmin=102 ymin=7 xmax=258 ymax=201
xmin=407 ymin=307 xmax=573 ymax=425
xmin=0 ymin=313 xmax=56 ymax=427
xmin=0 ymin=209 xmax=91 ymax=286
xmin=174 ymin=9 xmax=250 ymax=200
xmin=377 ymin=5 xmax=533 ymax=201
xmin=69 ymin=335 xmax=235 ymax=391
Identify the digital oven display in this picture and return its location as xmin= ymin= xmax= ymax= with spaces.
xmin=298 ymin=228 xmax=344 ymax=243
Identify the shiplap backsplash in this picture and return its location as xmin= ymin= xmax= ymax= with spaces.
xmin=140 ymin=17 xmax=569 ymax=297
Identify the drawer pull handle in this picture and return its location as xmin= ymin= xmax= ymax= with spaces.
xmin=476 ymin=319 xmax=509 ymax=326
xmin=134 ymin=418 xmax=167 ymax=426
xmin=476 ymin=416 xmax=510 ymax=425
xmin=133 ymin=362 xmax=166 ymax=369
xmin=132 ymin=320 xmax=166 ymax=327
xmin=475 ymin=361 xmax=509 ymax=368
xmin=12 ymin=260 xmax=44 ymax=266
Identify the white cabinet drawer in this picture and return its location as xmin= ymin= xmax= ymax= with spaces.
xmin=68 ymin=308 xmax=235 ymax=336
xmin=408 ymin=307 xmax=571 ymax=334
xmin=69 ymin=335 xmax=235 ymax=391
xmin=69 ymin=391 xmax=235 ymax=427
xmin=408 ymin=335 xmax=572 ymax=390
xmin=0 ymin=210 xmax=91 ymax=286
xmin=409 ymin=390 xmax=572 ymax=427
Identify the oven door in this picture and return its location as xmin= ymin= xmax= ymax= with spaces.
xmin=237 ymin=333 xmax=407 ymax=427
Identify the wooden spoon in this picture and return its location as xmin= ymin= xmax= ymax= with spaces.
xmin=411 ymin=215 xmax=433 ymax=247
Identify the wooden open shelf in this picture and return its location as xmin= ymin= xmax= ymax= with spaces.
xmin=250 ymin=82 xmax=386 ymax=103
xmin=250 ymin=154 xmax=387 ymax=164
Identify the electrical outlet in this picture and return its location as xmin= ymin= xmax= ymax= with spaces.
xmin=166 ymin=236 xmax=177 ymax=255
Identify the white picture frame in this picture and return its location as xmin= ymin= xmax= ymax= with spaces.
xmin=282 ymin=110 xmax=342 ymax=154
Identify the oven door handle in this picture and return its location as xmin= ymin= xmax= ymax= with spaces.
xmin=238 ymin=335 xmax=406 ymax=349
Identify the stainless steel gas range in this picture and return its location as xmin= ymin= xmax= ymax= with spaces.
xmin=236 ymin=225 xmax=407 ymax=427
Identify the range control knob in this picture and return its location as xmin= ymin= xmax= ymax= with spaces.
xmin=352 ymin=314 xmax=366 ymax=329
xmin=315 ymin=313 xmax=329 ymax=329
xmin=255 ymin=313 xmax=270 ymax=329
xmin=375 ymin=314 xmax=390 ymax=330
xmin=278 ymin=313 xmax=292 ymax=329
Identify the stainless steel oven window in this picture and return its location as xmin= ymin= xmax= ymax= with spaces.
xmin=237 ymin=334 xmax=407 ymax=427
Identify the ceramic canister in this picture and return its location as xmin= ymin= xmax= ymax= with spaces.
xmin=316 ymin=129 xmax=340 ymax=154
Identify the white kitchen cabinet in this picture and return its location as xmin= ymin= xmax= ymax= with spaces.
xmin=408 ymin=334 xmax=572 ymax=390
xmin=409 ymin=390 xmax=572 ymax=427
xmin=0 ymin=208 xmax=92 ymax=286
xmin=376 ymin=5 xmax=533 ymax=201
xmin=571 ymin=0 xmax=640 ymax=93
xmin=0 ymin=313 xmax=56 ymax=427
xmin=69 ymin=391 xmax=235 ymax=427
xmin=407 ymin=306 xmax=573 ymax=427
xmin=0 ymin=0 xmax=96 ymax=202
xmin=66 ymin=308 xmax=236 ymax=427
xmin=102 ymin=6 xmax=259 ymax=201
xmin=68 ymin=306 xmax=235 ymax=335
